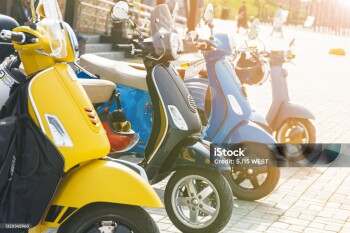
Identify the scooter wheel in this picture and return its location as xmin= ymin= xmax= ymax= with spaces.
xmin=223 ymin=143 xmax=280 ymax=201
xmin=57 ymin=203 xmax=159 ymax=233
xmin=164 ymin=168 xmax=233 ymax=233
xmin=276 ymin=118 xmax=316 ymax=144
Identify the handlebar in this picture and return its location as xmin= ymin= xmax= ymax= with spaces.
xmin=195 ymin=40 xmax=216 ymax=51
xmin=0 ymin=30 xmax=25 ymax=44
xmin=116 ymin=44 xmax=134 ymax=52
xmin=197 ymin=42 xmax=208 ymax=50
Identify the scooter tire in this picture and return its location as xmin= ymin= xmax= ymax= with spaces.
xmin=223 ymin=144 xmax=280 ymax=201
xmin=57 ymin=203 xmax=159 ymax=233
xmin=164 ymin=168 xmax=233 ymax=233
xmin=276 ymin=118 xmax=316 ymax=144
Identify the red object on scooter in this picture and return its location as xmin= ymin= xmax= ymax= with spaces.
xmin=102 ymin=122 xmax=137 ymax=153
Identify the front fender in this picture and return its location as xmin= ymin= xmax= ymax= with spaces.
xmin=225 ymin=120 xmax=277 ymax=144
xmin=272 ymin=101 xmax=316 ymax=130
xmin=42 ymin=160 xmax=162 ymax=226
xmin=162 ymin=137 xmax=231 ymax=173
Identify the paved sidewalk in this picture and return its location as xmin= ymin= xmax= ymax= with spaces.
xmin=143 ymin=22 xmax=350 ymax=232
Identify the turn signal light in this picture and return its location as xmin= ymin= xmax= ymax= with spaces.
xmin=181 ymin=62 xmax=190 ymax=68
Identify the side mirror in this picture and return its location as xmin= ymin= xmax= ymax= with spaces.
xmin=203 ymin=3 xmax=214 ymax=24
xmin=111 ymin=1 xmax=129 ymax=23
xmin=248 ymin=19 xmax=260 ymax=40
xmin=185 ymin=31 xmax=199 ymax=44
xmin=172 ymin=2 xmax=179 ymax=21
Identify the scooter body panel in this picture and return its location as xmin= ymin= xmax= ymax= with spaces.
xmin=165 ymin=138 xmax=231 ymax=173
xmin=28 ymin=64 xmax=110 ymax=171
xmin=203 ymin=52 xmax=257 ymax=143
xmin=250 ymin=109 xmax=270 ymax=127
xmin=267 ymin=65 xmax=315 ymax=131
xmin=116 ymin=84 xmax=152 ymax=153
xmin=271 ymin=101 xmax=316 ymax=131
xmin=144 ymin=63 xmax=204 ymax=181
xmin=224 ymin=120 xmax=276 ymax=144
xmin=40 ymin=159 xmax=163 ymax=227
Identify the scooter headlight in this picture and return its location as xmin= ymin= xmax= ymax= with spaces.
xmin=169 ymin=33 xmax=183 ymax=60
xmin=228 ymin=35 xmax=236 ymax=54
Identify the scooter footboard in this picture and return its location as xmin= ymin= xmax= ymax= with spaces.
xmin=162 ymin=138 xmax=231 ymax=173
xmin=41 ymin=159 xmax=163 ymax=227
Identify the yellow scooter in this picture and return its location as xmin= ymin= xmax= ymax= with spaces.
xmin=0 ymin=1 xmax=162 ymax=232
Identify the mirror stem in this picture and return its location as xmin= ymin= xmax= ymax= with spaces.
xmin=128 ymin=19 xmax=144 ymax=41
xmin=209 ymin=23 xmax=214 ymax=40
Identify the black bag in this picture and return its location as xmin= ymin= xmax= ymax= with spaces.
xmin=0 ymin=79 xmax=65 ymax=232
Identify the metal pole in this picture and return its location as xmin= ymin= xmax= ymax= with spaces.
xmin=64 ymin=0 xmax=80 ymax=30
xmin=187 ymin=0 xmax=199 ymax=32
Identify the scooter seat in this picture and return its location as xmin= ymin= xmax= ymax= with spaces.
xmin=79 ymin=78 xmax=116 ymax=104
xmin=79 ymin=54 xmax=148 ymax=91
xmin=127 ymin=62 xmax=186 ymax=80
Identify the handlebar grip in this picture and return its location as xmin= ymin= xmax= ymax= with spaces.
xmin=197 ymin=42 xmax=208 ymax=50
xmin=116 ymin=44 xmax=133 ymax=52
xmin=11 ymin=32 xmax=25 ymax=43
xmin=0 ymin=30 xmax=25 ymax=43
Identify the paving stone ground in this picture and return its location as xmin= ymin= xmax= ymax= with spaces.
xmin=139 ymin=21 xmax=350 ymax=232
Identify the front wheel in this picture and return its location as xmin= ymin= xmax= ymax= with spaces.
xmin=57 ymin=203 xmax=159 ymax=233
xmin=276 ymin=118 xmax=316 ymax=143
xmin=164 ymin=168 xmax=233 ymax=233
xmin=276 ymin=118 xmax=316 ymax=161
xmin=224 ymin=143 xmax=280 ymax=201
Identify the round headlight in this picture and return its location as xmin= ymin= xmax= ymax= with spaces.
xmin=170 ymin=33 xmax=182 ymax=60
xmin=228 ymin=35 xmax=236 ymax=54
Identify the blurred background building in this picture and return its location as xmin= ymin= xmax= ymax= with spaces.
xmin=1 ymin=0 xmax=350 ymax=36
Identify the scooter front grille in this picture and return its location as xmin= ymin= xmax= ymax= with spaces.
xmin=188 ymin=95 xmax=197 ymax=113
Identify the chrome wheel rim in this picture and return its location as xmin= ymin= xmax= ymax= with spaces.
xmin=276 ymin=120 xmax=310 ymax=144
xmin=86 ymin=221 xmax=133 ymax=233
xmin=171 ymin=175 xmax=220 ymax=229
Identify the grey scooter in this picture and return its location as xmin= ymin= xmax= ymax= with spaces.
xmin=236 ymin=39 xmax=316 ymax=143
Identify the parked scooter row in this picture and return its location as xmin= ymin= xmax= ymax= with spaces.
xmin=77 ymin=3 xmax=281 ymax=202
xmin=183 ymin=19 xmax=316 ymax=145
xmin=0 ymin=1 xmax=234 ymax=233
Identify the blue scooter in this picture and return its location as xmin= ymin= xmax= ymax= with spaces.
xmin=185 ymin=4 xmax=280 ymax=200
xmin=76 ymin=4 xmax=280 ymax=201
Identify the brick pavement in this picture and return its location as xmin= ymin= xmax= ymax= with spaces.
xmin=145 ymin=22 xmax=350 ymax=232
